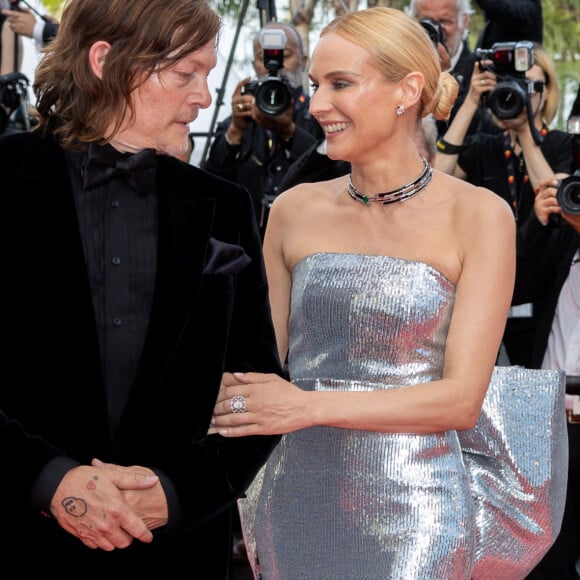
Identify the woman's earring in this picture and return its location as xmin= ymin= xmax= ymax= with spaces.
xmin=396 ymin=105 xmax=405 ymax=116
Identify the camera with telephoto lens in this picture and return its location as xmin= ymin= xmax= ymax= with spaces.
xmin=241 ymin=28 xmax=293 ymax=116
xmin=475 ymin=41 xmax=536 ymax=120
xmin=556 ymin=116 xmax=580 ymax=215
xmin=419 ymin=18 xmax=446 ymax=48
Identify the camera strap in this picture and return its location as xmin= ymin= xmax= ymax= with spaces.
xmin=504 ymin=133 xmax=527 ymax=221
xmin=503 ymin=126 xmax=548 ymax=222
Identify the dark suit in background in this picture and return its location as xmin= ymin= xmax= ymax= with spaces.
xmin=203 ymin=21 xmax=325 ymax=238
xmin=204 ymin=90 xmax=323 ymax=230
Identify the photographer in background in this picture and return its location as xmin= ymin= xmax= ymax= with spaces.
xmin=435 ymin=42 xmax=573 ymax=368
xmin=512 ymin=168 xmax=579 ymax=579
xmin=406 ymin=0 xmax=497 ymax=137
xmin=203 ymin=21 xmax=323 ymax=238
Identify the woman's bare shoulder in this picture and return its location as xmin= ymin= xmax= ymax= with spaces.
xmin=436 ymin=170 xmax=513 ymax=218
xmin=433 ymin=173 xmax=516 ymax=258
xmin=271 ymin=176 xmax=347 ymax=211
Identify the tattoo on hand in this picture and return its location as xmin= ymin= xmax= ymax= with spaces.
xmin=62 ymin=497 xmax=87 ymax=517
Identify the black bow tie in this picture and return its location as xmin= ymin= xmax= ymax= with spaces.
xmin=82 ymin=143 xmax=157 ymax=194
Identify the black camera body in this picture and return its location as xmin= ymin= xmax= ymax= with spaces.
xmin=557 ymin=170 xmax=580 ymax=215
xmin=556 ymin=117 xmax=580 ymax=215
xmin=241 ymin=28 xmax=292 ymax=116
xmin=475 ymin=41 xmax=535 ymax=120
xmin=419 ymin=17 xmax=446 ymax=48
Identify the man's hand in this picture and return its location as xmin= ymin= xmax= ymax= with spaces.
xmin=92 ymin=459 xmax=169 ymax=531
xmin=50 ymin=463 xmax=159 ymax=551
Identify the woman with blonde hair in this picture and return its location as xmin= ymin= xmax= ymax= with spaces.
xmin=211 ymin=8 xmax=566 ymax=579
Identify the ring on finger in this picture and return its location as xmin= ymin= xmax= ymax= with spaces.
xmin=230 ymin=394 xmax=247 ymax=414
xmin=237 ymin=103 xmax=244 ymax=111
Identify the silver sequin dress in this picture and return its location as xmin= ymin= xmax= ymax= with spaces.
xmin=239 ymin=253 xmax=567 ymax=580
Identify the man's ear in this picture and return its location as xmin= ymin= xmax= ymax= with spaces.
xmin=88 ymin=41 xmax=112 ymax=80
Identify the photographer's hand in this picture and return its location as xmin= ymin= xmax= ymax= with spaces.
xmin=534 ymin=178 xmax=580 ymax=232
xmin=467 ymin=60 xmax=496 ymax=107
xmin=435 ymin=60 xmax=495 ymax=178
xmin=533 ymin=178 xmax=561 ymax=225
xmin=226 ymin=77 xmax=253 ymax=145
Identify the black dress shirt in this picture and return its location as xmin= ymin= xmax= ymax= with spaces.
xmin=66 ymin=147 xmax=158 ymax=435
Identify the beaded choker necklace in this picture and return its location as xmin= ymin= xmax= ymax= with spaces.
xmin=347 ymin=159 xmax=433 ymax=205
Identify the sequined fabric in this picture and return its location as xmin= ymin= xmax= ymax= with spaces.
xmin=460 ymin=366 xmax=567 ymax=579
xmin=239 ymin=253 xmax=567 ymax=580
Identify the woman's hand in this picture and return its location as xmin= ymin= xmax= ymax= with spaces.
xmin=208 ymin=372 xmax=310 ymax=437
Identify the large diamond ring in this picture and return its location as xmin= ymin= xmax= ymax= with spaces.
xmin=237 ymin=103 xmax=244 ymax=111
xmin=230 ymin=395 xmax=247 ymax=414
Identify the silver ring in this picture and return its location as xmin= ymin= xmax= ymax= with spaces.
xmin=237 ymin=103 xmax=244 ymax=111
xmin=480 ymin=80 xmax=486 ymax=86
xmin=230 ymin=395 xmax=247 ymax=414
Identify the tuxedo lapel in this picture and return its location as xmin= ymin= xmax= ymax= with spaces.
xmin=141 ymin=194 xmax=215 ymax=376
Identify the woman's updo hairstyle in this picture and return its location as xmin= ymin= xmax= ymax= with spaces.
xmin=319 ymin=6 xmax=458 ymax=121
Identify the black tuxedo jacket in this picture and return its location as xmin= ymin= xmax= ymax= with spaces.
xmin=0 ymin=130 xmax=282 ymax=573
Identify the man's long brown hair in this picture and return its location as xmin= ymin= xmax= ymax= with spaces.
xmin=34 ymin=0 xmax=221 ymax=150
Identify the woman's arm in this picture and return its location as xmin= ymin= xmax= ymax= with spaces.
xmin=211 ymin=185 xmax=516 ymax=437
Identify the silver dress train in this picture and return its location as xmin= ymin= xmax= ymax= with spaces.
xmin=239 ymin=253 xmax=567 ymax=580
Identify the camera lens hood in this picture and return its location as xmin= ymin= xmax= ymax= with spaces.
xmin=255 ymin=77 xmax=292 ymax=116
xmin=487 ymin=79 xmax=528 ymax=120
